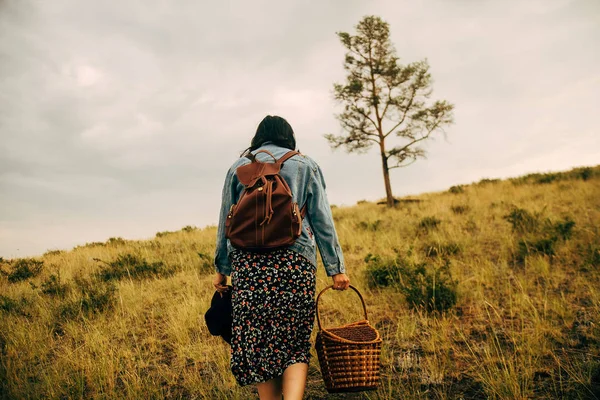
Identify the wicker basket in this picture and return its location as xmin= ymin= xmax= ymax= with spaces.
xmin=315 ymin=285 xmax=382 ymax=393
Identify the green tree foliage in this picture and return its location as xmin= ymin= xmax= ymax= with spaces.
xmin=326 ymin=15 xmax=454 ymax=207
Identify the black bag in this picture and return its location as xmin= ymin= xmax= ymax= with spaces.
xmin=204 ymin=286 xmax=233 ymax=345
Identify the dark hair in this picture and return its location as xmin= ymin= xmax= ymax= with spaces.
xmin=242 ymin=115 xmax=296 ymax=156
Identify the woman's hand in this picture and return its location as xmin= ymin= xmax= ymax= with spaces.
xmin=213 ymin=272 xmax=229 ymax=295
xmin=331 ymin=273 xmax=350 ymax=291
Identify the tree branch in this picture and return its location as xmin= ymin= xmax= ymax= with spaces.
xmin=384 ymin=85 xmax=417 ymax=138
xmin=388 ymin=157 xmax=418 ymax=169
xmin=346 ymin=47 xmax=369 ymax=63
xmin=380 ymin=80 xmax=393 ymax=121
xmin=390 ymin=130 xmax=432 ymax=156
xmin=366 ymin=38 xmax=383 ymax=135
xmin=352 ymin=106 xmax=379 ymax=130
xmin=336 ymin=114 xmax=381 ymax=141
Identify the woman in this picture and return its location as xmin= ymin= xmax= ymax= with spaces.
xmin=213 ymin=115 xmax=350 ymax=400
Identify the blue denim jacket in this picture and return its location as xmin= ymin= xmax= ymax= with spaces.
xmin=214 ymin=143 xmax=346 ymax=277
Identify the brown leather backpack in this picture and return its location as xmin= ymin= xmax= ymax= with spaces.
xmin=225 ymin=150 xmax=307 ymax=250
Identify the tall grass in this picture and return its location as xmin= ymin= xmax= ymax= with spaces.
xmin=1 ymin=165 xmax=599 ymax=399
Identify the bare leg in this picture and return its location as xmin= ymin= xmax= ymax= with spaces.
xmin=282 ymin=362 xmax=308 ymax=400
xmin=256 ymin=376 xmax=283 ymax=400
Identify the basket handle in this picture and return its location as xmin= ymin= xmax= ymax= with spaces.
xmin=316 ymin=285 xmax=368 ymax=331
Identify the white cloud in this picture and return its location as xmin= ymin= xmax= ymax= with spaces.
xmin=75 ymin=64 xmax=103 ymax=87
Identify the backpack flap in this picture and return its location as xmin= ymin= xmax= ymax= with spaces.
xmin=236 ymin=162 xmax=281 ymax=187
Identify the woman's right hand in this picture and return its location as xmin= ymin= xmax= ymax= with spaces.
xmin=331 ymin=273 xmax=350 ymax=290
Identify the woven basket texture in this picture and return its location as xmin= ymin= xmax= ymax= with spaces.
xmin=315 ymin=286 xmax=382 ymax=393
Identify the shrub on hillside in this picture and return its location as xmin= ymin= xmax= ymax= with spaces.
xmin=0 ymin=295 xmax=30 ymax=317
xmin=477 ymin=178 xmax=500 ymax=185
xmin=448 ymin=185 xmax=464 ymax=194
xmin=57 ymin=277 xmax=116 ymax=321
xmin=537 ymin=173 xmax=560 ymax=184
xmin=364 ymin=254 xmax=457 ymax=312
xmin=451 ymin=205 xmax=470 ymax=214
xmin=578 ymin=167 xmax=593 ymax=181
xmin=516 ymin=237 xmax=557 ymax=262
xmin=94 ymin=254 xmax=176 ymax=281
xmin=106 ymin=237 xmax=126 ymax=246
xmin=553 ymin=217 xmax=575 ymax=240
xmin=503 ymin=207 xmax=539 ymax=233
xmin=5 ymin=259 xmax=44 ymax=283
xmin=73 ymin=241 xmax=106 ymax=251
xmin=567 ymin=166 xmax=598 ymax=181
xmin=43 ymin=250 xmax=64 ymax=257
xmin=358 ymin=220 xmax=382 ymax=231
xmin=40 ymin=273 xmax=71 ymax=298
xmin=419 ymin=216 xmax=441 ymax=231
xmin=157 ymin=225 xmax=198 ymax=238
xmin=504 ymin=206 xmax=576 ymax=238
xmin=464 ymin=218 xmax=478 ymax=234
xmin=86 ymin=242 xmax=105 ymax=248
xmin=505 ymin=208 xmax=577 ymax=264
xmin=363 ymin=253 xmax=397 ymax=287
xmin=403 ymin=262 xmax=457 ymax=313
xmin=156 ymin=230 xmax=174 ymax=238
xmin=580 ymin=244 xmax=600 ymax=272
xmin=509 ymin=173 xmax=539 ymax=185
xmin=509 ymin=166 xmax=598 ymax=186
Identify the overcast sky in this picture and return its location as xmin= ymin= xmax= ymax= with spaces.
xmin=1 ymin=0 xmax=599 ymax=258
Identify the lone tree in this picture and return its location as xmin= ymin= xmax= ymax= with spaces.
xmin=325 ymin=16 xmax=454 ymax=207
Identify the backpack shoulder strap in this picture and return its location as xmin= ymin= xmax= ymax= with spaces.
xmin=275 ymin=150 xmax=300 ymax=166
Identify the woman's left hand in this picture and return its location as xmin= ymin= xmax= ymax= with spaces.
xmin=213 ymin=272 xmax=229 ymax=294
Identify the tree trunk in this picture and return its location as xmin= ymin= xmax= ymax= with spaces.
xmin=369 ymin=47 xmax=394 ymax=207
xmin=379 ymin=143 xmax=394 ymax=207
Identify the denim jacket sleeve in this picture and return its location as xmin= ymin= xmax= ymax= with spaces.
xmin=306 ymin=164 xmax=346 ymax=277
xmin=214 ymin=167 xmax=237 ymax=276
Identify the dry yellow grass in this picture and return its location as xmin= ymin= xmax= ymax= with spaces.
xmin=1 ymin=166 xmax=599 ymax=399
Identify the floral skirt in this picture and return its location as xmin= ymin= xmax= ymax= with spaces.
xmin=229 ymin=248 xmax=316 ymax=386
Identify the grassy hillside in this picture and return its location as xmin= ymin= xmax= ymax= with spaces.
xmin=1 ymin=165 xmax=599 ymax=399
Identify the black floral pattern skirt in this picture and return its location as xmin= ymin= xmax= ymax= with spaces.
xmin=229 ymin=248 xmax=316 ymax=386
